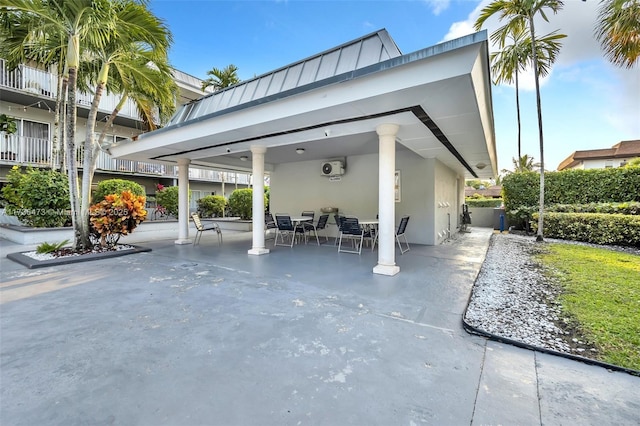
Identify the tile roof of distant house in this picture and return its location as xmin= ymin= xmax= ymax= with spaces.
xmin=465 ymin=185 xmax=502 ymax=198
xmin=557 ymin=139 xmax=640 ymax=171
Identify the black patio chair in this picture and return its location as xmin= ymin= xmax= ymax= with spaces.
xmin=301 ymin=210 xmax=315 ymax=220
xmin=333 ymin=214 xmax=345 ymax=246
xmin=371 ymin=215 xmax=410 ymax=254
xmin=338 ymin=217 xmax=371 ymax=255
xmin=396 ymin=215 xmax=410 ymax=254
xmin=274 ymin=214 xmax=304 ymax=247
xmin=302 ymin=213 xmax=329 ymax=245
xmin=265 ymin=212 xmax=277 ymax=239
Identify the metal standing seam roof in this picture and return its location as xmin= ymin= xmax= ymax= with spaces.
xmin=166 ymin=29 xmax=402 ymax=126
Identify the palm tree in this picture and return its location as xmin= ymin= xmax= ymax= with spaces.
xmin=513 ymin=154 xmax=537 ymax=171
xmin=491 ymin=25 xmax=526 ymax=160
xmin=201 ymin=64 xmax=240 ymax=91
xmin=0 ymin=7 xmax=69 ymax=171
xmin=476 ymin=0 xmax=565 ymax=242
xmin=491 ymin=27 xmax=565 ymax=160
xmin=595 ymin=0 xmax=640 ymax=68
xmin=2 ymin=0 xmax=174 ymax=249
xmin=78 ymin=0 xmax=175 ymax=248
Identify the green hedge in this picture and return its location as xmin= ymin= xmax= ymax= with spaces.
xmin=531 ymin=212 xmax=640 ymax=247
xmin=1 ymin=166 xmax=69 ymax=227
xmin=465 ymin=198 xmax=503 ymax=208
xmin=156 ymin=186 xmax=187 ymax=218
xmin=228 ymin=188 xmax=266 ymax=220
xmin=197 ymin=195 xmax=226 ymax=217
xmin=93 ymin=179 xmax=145 ymax=203
xmin=502 ymin=167 xmax=640 ymax=212
xmin=547 ymin=202 xmax=640 ymax=215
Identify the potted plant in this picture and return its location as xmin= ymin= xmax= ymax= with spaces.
xmin=0 ymin=114 xmax=18 ymax=161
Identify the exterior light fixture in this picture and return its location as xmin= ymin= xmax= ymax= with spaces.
xmin=240 ymin=155 xmax=248 ymax=161
xmin=296 ymin=148 xmax=305 ymax=154
xmin=475 ymin=162 xmax=487 ymax=170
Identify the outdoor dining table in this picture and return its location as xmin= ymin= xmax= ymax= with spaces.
xmin=289 ymin=216 xmax=314 ymax=244
xmin=359 ymin=219 xmax=379 ymax=249
xmin=290 ymin=216 xmax=313 ymax=226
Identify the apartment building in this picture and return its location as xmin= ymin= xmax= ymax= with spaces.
xmin=0 ymin=60 xmax=252 ymax=211
xmin=557 ymin=140 xmax=640 ymax=171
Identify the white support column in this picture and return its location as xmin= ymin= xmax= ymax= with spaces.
xmin=248 ymin=145 xmax=269 ymax=255
xmin=175 ymin=158 xmax=191 ymax=245
xmin=374 ymin=123 xmax=400 ymax=276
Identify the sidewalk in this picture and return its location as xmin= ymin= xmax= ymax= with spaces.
xmin=1 ymin=229 xmax=638 ymax=425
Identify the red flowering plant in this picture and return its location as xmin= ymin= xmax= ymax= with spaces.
xmin=89 ymin=190 xmax=147 ymax=247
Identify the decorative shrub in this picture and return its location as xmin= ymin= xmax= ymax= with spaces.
xmin=197 ymin=195 xmax=226 ymax=217
xmin=228 ymin=188 xmax=265 ymax=220
xmin=89 ymin=190 xmax=147 ymax=247
xmin=532 ymin=212 xmax=640 ymax=247
xmin=155 ymin=185 xmax=187 ymax=218
xmin=92 ymin=179 xmax=145 ymax=203
xmin=36 ymin=239 xmax=70 ymax=254
xmin=1 ymin=166 xmax=70 ymax=227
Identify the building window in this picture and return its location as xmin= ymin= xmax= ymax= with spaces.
xmin=21 ymin=119 xmax=50 ymax=163
xmin=605 ymin=160 xmax=613 ymax=169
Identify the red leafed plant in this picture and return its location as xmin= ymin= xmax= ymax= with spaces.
xmin=89 ymin=190 xmax=147 ymax=247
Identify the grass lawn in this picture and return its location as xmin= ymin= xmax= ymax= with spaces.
xmin=536 ymin=244 xmax=640 ymax=372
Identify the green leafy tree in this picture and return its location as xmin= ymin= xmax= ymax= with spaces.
xmin=625 ymin=157 xmax=640 ymax=168
xmin=595 ymin=0 xmax=640 ymax=68
xmin=502 ymin=154 xmax=537 ymax=174
xmin=0 ymin=114 xmax=17 ymax=135
xmin=196 ymin=195 xmax=227 ymax=217
xmin=92 ymin=179 xmax=145 ymax=203
xmin=2 ymin=0 xmax=175 ymax=250
xmin=155 ymin=186 xmax=187 ymax=218
xmin=476 ymin=0 xmax=565 ymax=242
xmin=201 ymin=64 xmax=240 ymax=92
xmin=228 ymin=188 xmax=265 ymax=220
xmin=1 ymin=166 xmax=69 ymax=227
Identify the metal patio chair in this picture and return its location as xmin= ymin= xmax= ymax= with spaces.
xmin=191 ymin=213 xmax=222 ymax=245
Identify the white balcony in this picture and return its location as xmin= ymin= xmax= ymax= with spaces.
xmin=0 ymin=134 xmax=252 ymax=185
xmin=0 ymin=59 xmax=140 ymax=120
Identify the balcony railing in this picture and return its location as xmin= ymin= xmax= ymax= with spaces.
xmin=0 ymin=59 xmax=140 ymax=120
xmin=1 ymin=134 xmax=251 ymax=185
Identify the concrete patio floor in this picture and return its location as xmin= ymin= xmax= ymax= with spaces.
xmin=1 ymin=228 xmax=638 ymax=425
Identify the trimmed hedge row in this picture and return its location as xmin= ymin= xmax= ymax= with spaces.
xmin=465 ymin=198 xmax=503 ymax=208
xmin=547 ymin=202 xmax=640 ymax=216
xmin=531 ymin=212 xmax=640 ymax=247
xmin=502 ymin=167 xmax=640 ymax=212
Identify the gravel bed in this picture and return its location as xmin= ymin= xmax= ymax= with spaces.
xmin=23 ymin=244 xmax=134 ymax=261
xmin=465 ymin=233 xmax=639 ymax=359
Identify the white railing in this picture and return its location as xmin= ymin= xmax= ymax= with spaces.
xmin=1 ymin=134 xmax=54 ymax=167
xmin=0 ymin=135 xmax=252 ymax=184
xmin=0 ymin=60 xmax=140 ymax=120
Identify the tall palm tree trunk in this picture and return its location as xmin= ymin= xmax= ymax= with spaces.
xmin=81 ymin=79 xmax=108 ymax=245
xmin=529 ymin=14 xmax=546 ymax=242
xmin=66 ymin=66 xmax=82 ymax=249
xmin=515 ymin=69 xmax=522 ymax=160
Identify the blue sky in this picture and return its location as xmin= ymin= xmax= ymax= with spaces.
xmin=149 ymin=0 xmax=639 ymax=175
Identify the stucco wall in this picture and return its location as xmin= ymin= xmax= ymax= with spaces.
xmin=433 ymin=160 xmax=460 ymax=245
xmin=269 ymin=148 xmax=448 ymax=245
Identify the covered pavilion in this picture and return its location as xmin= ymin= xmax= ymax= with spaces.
xmin=109 ymin=29 xmax=497 ymax=276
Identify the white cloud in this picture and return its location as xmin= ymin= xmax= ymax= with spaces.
xmin=442 ymin=0 xmax=638 ymax=171
xmin=442 ymin=0 xmax=638 ymax=130
xmin=425 ymin=0 xmax=451 ymax=16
